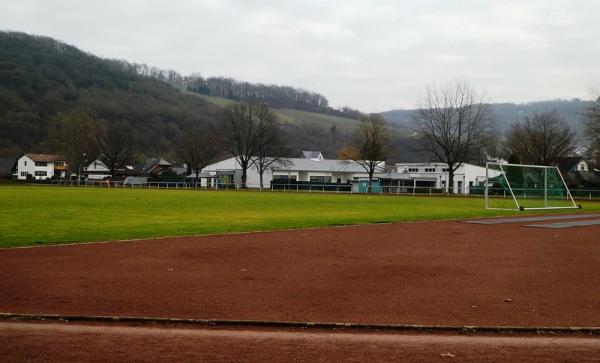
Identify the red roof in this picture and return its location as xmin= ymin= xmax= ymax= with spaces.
xmin=24 ymin=154 xmax=65 ymax=162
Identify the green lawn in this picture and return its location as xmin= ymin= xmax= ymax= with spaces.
xmin=1 ymin=186 xmax=598 ymax=248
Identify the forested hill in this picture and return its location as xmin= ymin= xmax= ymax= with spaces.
xmin=0 ymin=31 xmax=362 ymax=158
xmin=382 ymin=99 xmax=592 ymax=133
xmin=0 ymin=31 xmax=222 ymax=157
xmin=119 ymin=64 xmax=362 ymax=119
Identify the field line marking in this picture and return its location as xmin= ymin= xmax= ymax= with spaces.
xmin=2 ymin=313 xmax=600 ymax=336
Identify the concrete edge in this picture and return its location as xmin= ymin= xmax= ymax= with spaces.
xmin=1 ymin=313 xmax=599 ymax=336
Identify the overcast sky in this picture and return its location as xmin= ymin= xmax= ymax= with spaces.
xmin=1 ymin=0 xmax=599 ymax=111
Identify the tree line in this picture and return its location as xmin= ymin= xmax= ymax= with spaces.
xmin=40 ymin=81 xmax=600 ymax=193
xmin=116 ymin=61 xmax=363 ymax=119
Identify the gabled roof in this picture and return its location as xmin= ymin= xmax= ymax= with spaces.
xmin=558 ymin=157 xmax=585 ymax=173
xmin=0 ymin=157 xmax=17 ymax=174
xmin=301 ymin=151 xmax=323 ymax=160
xmin=142 ymin=158 xmax=173 ymax=173
xmin=23 ymin=153 xmax=64 ymax=162
xmin=202 ymin=156 xmax=378 ymax=174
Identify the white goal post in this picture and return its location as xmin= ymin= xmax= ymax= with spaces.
xmin=484 ymin=162 xmax=580 ymax=211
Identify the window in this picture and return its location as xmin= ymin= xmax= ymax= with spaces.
xmin=424 ymin=168 xmax=435 ymax=172
xmin=408 ymin=168 xmax=418 ymax=172
xmin=55 ymin=161 xmax=64 ymax=166
xmin=442 ymin=168 xmax=449 ymax=172
xmin=310 ymin=176 xmax=331 ymax=183
xmin=35 ymin=171 xmax=47 ymax=176
xmin=20 ymin=171 xmax=28 ymax=177
xmin=273 ymin=175 xmax=297 ymax=182
xmin=24 ymin=160 xmax=27 ymax=166
xmin=35 ymin=161 xmax=47 ymax=167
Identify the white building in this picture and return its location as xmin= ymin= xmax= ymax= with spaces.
xmin=82 ymin=159 xmax=135 ymax=180
xmin=83 ymin=159 xmax=111 ymax=180
xmin=395 ymin=162 xmax=489 ymax=194
xmin=16 ymin=154 xmax=67 ymax=180
xmin=195 ymin=151 xmax=383 ymax=188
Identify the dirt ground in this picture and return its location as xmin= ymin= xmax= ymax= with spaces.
xmin=2 ymin=321 xmax=600 ymax=362
xmin=1 ymin=219 xmax=599 ymax=327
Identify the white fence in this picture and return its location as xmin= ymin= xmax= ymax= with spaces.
xmin=38 ymin=180 xmax=600 ymax=201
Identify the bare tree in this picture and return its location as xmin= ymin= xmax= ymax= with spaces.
xmin=504 ymin=110 xmax=576 ymax=165
xmin=584 ymin=95 xmax=600 ymax=166
xmin=219 ymin=102 xmax=274 ymax=188
xmin=251 ymin=108 xmax=288 ymax=190
xmin=176 ymin=128 xmax=220 ymax=186
xmin=412 ymin=82 xmax=491 ymax=193
xmin=345 ymin=114 xmax=390 ymax=193
xmin=93 ymin=121 xmax=135 ymax=179
xmin=47 ymin=109 xmax=98 ymax=183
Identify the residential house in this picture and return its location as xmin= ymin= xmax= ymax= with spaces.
xmin=82 ymin=159 xmax=134 ymax=180
xmin=0 ymin=157 xmax=17 ymax=179
xmin=16 ymin=154 xmax=68 ymax=180
xmin=142 ymin=158 xmax=173 ymax=177
xmin=558 ymin=157 xmax=598 ymax=188
xmin=558 ymin=157 xmax=589 ymax=175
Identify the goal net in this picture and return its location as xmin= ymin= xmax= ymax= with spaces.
xmin=485 ymin=162 xmax=579 ymax=211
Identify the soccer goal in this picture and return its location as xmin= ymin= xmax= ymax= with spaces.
xmin=485 ymin=162 xmax=580 ymax=211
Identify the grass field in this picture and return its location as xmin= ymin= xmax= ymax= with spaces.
xmin=1 ymin=186 xmax=599 ymax=248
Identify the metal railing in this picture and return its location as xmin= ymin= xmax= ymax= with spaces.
xmin=34 ymin=180 xmax=600 ymax=200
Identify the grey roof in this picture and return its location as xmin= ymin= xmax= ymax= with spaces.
xmin=273 ymin=158 xmax=374 ymax=173
xmin=0 ymin=157 xmax=17 ymax=174
xmin=142 ymin=157 xmax=173 ymax=172
xmin=558 ymin=157 xmax=584 ymax=173
xmin=301 ymin=151 xmax=323 ymax=159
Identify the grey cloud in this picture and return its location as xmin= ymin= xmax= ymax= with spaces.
xmin=1 ymin=0 xmax=599 ymax=111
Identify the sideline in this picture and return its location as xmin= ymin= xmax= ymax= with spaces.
xmin=2 ymin=313 xmax=600 ymax=335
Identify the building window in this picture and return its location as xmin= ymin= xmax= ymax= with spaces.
xmin=55 ymin=161 xmax=64 ymax=166
xmin=24 ymin=160 xmax=27 ymax=166
xmin=20 ymin=171 xmax=28 ymax=177
xmin=424 ymin=168 xmax=435 ymax=172
xmin=35 ymin=171 xmax=47 ymax=176
xmin=273 ymin=175 xmax=297 ymax=182
xmin=35 ymin=161 xmax=47 ymax=167
xmin=408 ymin=168 xmax=418 ymax=172
xmin=310 ymin=176 xmax=331 ymax=183
xmin=442 ymin=168 xmax=449 ymax=172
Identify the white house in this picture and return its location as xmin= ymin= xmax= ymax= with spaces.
xmin=395 ymin=162 xmax=489 ymax=194
xmin=82 ymin=159 xmax=111 ymax=180
xmin=16 ymin=154 xmax=67 ymax=180
xmin=558 ymin=157 xmax=589 ymax=174
xmin=194 ymin=151 xmax=382 ymax=188
xmin=82 ymin=159 xmax=135 ymax=180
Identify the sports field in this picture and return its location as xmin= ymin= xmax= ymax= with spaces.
xmin=1 ymin=186 xmax=599 ymax=248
